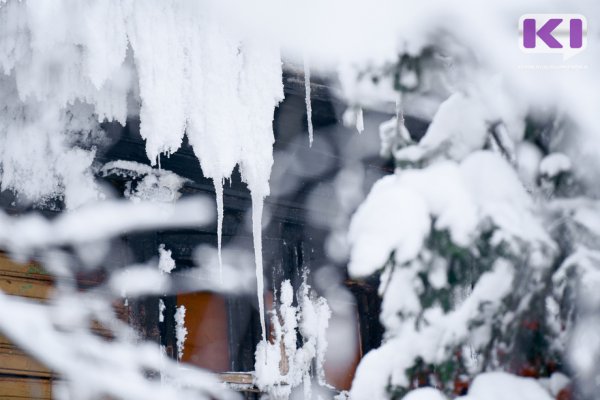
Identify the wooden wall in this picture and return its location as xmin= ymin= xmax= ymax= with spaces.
xmin=0 ymin=255 xmax=53 ymax=399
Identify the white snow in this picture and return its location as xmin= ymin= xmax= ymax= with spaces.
xmin=516 ymin=142 xmax=543 ymax=189
xmin=304 ymin=55 xmax=314 ymax=146
xmin=378 ymin=266 xmax=422 ymax=333
xmin=349 ymin=151 xmax=551 ymax=278
xmin=158 ymin=299 xmax=166 ymax=323
xmin=460 ymin=151 xmax=552 ymax=246
xmin=0 ymin=291 xmax=234 ymax=400
xmin=538 ymin=372 xmax=570 ymax=397
xmin=348 ymin=175 xmax=430 ymax=277
xmin=158 ymin=244 xmax=176 ymax=274
xmin=194 ymin=244 xmax=258 ymax=294
xmin=342 ymin=106 xmax=366 ymax=135
xmin=393 ymin=93 xmax=488 ymax=163
xmin=101 ymin=160 xmax=188 ymax=203
xmin=175 ymin=305 xmax=188 ymax=361
xmin=350 ymin=260 xmax=515 ymax=399
xmin=378 ymin=115 xmax=412 ymax=158
xmin=539 ymin=153 xmax=572 ymax=178
xmin=0 ymin=0 xmax=132 ymax=208
xmin=0 ymin=196 xmax=214 ymax=257
xmin=459 ymin=372 xmax=553 ymax=400
xmin=348 ymin=148 xmax=558 ymax=398
xmin=0 ymin=1 xmax=598 ymax=399
xmin=552 ymin=246 xmax=600 ymax=380
xmin=356 ymin=107 xmax=364 ymax=134
xmin=403 ymin=388 xmax=447 ymax=400
xmin=334 ymin=391 xmax=350 ymax=400
xmin=109 ymin=265 xmax=169 ymax=298
xmin=254 ymin=278 xmax=331 ymax=399
xmin=397 ymin=161 xmax=478 ymax=246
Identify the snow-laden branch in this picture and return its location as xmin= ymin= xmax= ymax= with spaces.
xmin=0 ymin=196 xmax=214 ymax=255
xmin=0 ymin=291 xmax=238 ymax=400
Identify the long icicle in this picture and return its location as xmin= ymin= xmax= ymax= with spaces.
xmin=214 ymin=179 xmax=224 ymax=283
xmin=252 ymin=193 xmax=267 ymax=346
xmin=304 ymin=55 xmax=314 ymax=147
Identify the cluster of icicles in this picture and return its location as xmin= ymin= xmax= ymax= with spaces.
xmin=0 ymin=0 xmax=287 ymax=342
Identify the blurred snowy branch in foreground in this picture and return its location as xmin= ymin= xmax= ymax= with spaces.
xmin=0 ymin=197 xmax=213 ymax=256
xmin=0 ymin=193 xmax=254 ymax=399
xmin=0 ymin=291 xmax=237 ymax=400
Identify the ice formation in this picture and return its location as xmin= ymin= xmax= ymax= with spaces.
xmin=355 ymin=107 xmax=364 ymax=134
xmin=158 ymin=299 xmax=166 ymax=323
xmin=304 ymin=56 xmax=314 ymax=146
xmin=0 ymin=0 xmax=283 ymax=343
xmin=158 ymin=244 xmax=176 ymax=274
xmin=215 ymin=180 xmax=224 ymax=281
xmin=101 ymin=161 xmax=188 ymax=203
xmin=175 ymin=305 xmax=188 ymax=361
xmin=254 ymin=279 xmax=331 ymax=399
xmin=0 ymin=1 xmax=132 ymax=209
xmin=342 ymin=106 xmax=367 ymax=135
xmin=129 ymin=3 xmax=284 ymax=330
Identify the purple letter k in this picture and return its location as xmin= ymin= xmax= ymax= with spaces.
xmin=523 ymin=18 xmax=563 ymax=48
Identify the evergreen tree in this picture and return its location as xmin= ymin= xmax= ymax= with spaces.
xmin=346 ymin=51 xmax=597 ymax=400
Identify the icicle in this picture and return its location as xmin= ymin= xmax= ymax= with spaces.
xmin=303 ymin=374 xmax=312 ymax=400
xmin=158 ymin=298 xmax=165 ymax=323
xmin=252 ymin=195 xmax=267 ymax=344
xmin=159 ymin=344 xmax=167 ymax=385
xmin=304 ymin=55 xmax=314 ymax=147
xmin=214 ymin=179 xmax=224 ymax=283
xmin=175 ymin=305 xmax=187 ymax=361
xmin=356 ymin=107 xmax=364 ymax=133
xmin=235 ymin=40 xmax=283 ymax=349
xmin=396 ymin=91 xmax=405 ymax=135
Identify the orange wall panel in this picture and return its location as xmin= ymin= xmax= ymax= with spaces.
xmin=177 ymin=293 xmax=230 ymax=372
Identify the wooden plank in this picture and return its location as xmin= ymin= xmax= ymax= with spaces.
xmin=0 ymin=253 xmax=104 ymax=288
xmin=178 ymin=293 xmax=229 ymax=372
xmin=0 ymin=344 xmax=51 ymax=378
xmin=0 ymin=376 xmax=52 ymax=400
xmin=0 ymin=253 xmax=54 ymax=300
xmin=218 ymin=372 xmax=254 ymax=385
xmin=218 ymin=372 xmax=260 ymax=393
xmin=0 ymin=257 xmax=52 ymax=283
xmin=0 ymin=275 xmax=53 ymax=300
xmin=0 ymin=254 xmax=55 ymax=384
xmin=0 ymin=254 xmax=129 ymax=304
